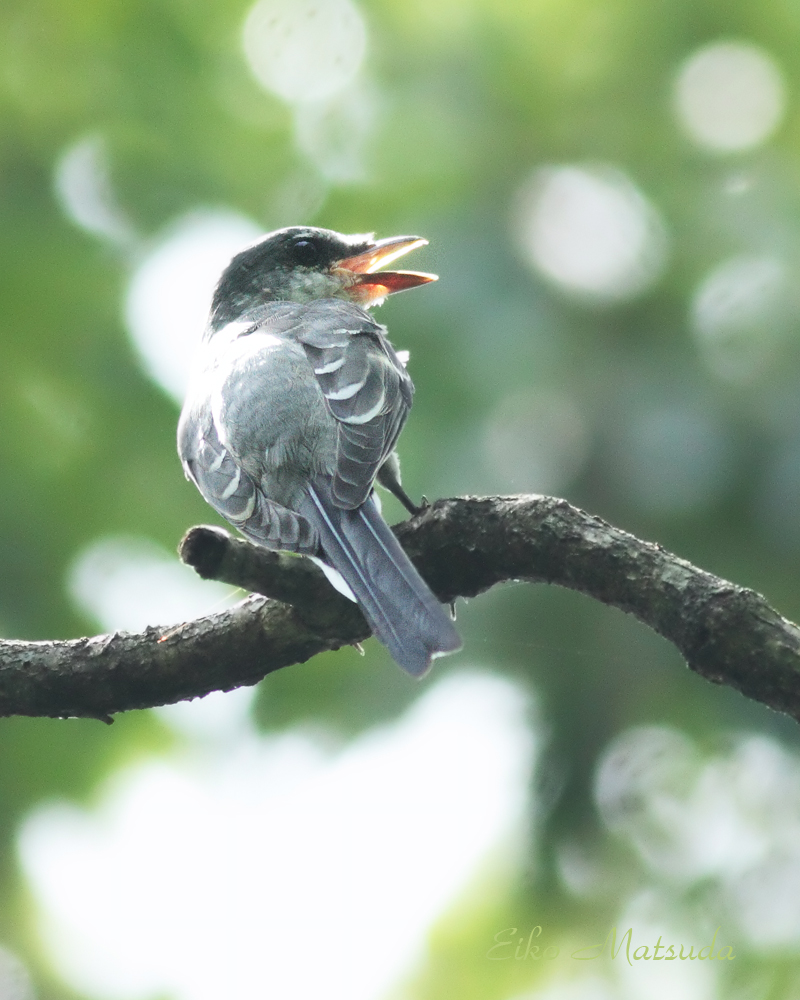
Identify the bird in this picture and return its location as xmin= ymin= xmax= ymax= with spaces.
xmin=178 ymin=225 xmax=462 ymax=676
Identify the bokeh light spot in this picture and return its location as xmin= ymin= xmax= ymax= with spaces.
xmin=0 ymin=947 xmax=35 ymax=1000
xmin=483 ymin=388 xmax=589 ymax=494
xmin=691 ymin=254 xmax=788 ymax=383
xmin=614 ymin=893 xmax=720 ymax=1000
xmin=18 ymin=672 xmax=535 ymax=1000
xmin=54 ymin=135 xmax=137 ymax=248
xmin=596 ymin=726 xmax=800 ymax=949
xmin=517 ymin=976 xmax=617 ymax=1000
xmin=674 ymin=41 xmax=786 ymax=153
xmin=124 ymin=211 xmax=261 ymax=403
xmin=611 ymin=400 xmax=734 ymax=515
xmin=514 ymin=165 xmax=668 ymax=302
xmin=756 ymin=437 xmax=800 ymax=551
xmin=154 ymin=688 xmax=257 ymax=744
xmin=242 ymin=0 xmax=366 ymax=104
xmin=68 ymin=536 xmax=238 ymax=634
xmin=293 ymin=83 xmax=377 ymax=181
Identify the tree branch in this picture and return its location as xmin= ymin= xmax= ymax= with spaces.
xmin=1 ymin=495 xmax=798 ymax=722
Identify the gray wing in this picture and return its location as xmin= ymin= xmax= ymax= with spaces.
xmin=258 ymin=298 xmax=414 ymax=509
xmin=178 ymin=403 xmax=318 ymax=554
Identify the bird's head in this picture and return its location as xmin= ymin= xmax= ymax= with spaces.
xmin=209 ymin=226 xmax=436 ymax=328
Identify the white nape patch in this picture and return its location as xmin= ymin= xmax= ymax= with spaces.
xmin=395 ymin=350 xmax=410 ymax=367
xmin=324 ymin=379 xmax=366 ymax=401
xmin=198 ymin=329 xmax=284 ymax=442
xmin=253 ymin=331 xmax=282 ymax=349
xmin=216 ymin=329 xmax=282 ymax=358
xmin=216 ymin=319 xmax=255 ymax=340
xmin=315 ymin=358 xmax=346 ymax=375
xmin=309 ymin=556 xmax=357 ymax=602
xmin=370 ymin=491 xmax=382 ymax=515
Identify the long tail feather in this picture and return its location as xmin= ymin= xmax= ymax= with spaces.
xmin=302 ymin=482 xmax=461 ymax=676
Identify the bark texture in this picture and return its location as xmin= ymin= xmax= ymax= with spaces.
xmin=1 ymin=496 xmax=798 ymax=722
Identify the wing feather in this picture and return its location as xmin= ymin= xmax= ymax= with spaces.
xmin=284 ymin=299 xmax=414 ymax=509
xmin=179 ymin=406 xmax=317 ymax=554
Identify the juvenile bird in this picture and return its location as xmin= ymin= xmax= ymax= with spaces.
xmin=178 ymin=226 xmax=461 ymax=676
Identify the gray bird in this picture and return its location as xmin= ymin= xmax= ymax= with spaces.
xmin=178 ymin=226 xmax=461 ymax=676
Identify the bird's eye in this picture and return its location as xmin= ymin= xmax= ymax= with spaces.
xmin=292 ymin=239 xmax=319 ymax=266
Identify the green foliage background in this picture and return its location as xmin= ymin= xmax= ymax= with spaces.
xmin=1 ymin=0 xmax=800 ymax=996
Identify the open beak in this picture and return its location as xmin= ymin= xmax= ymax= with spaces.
xmin=335 ymin=235 xmax=437 ymax=304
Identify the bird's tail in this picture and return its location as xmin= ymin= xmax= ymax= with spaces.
xmin=301 ymin=481 xmax=461 ymax=676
